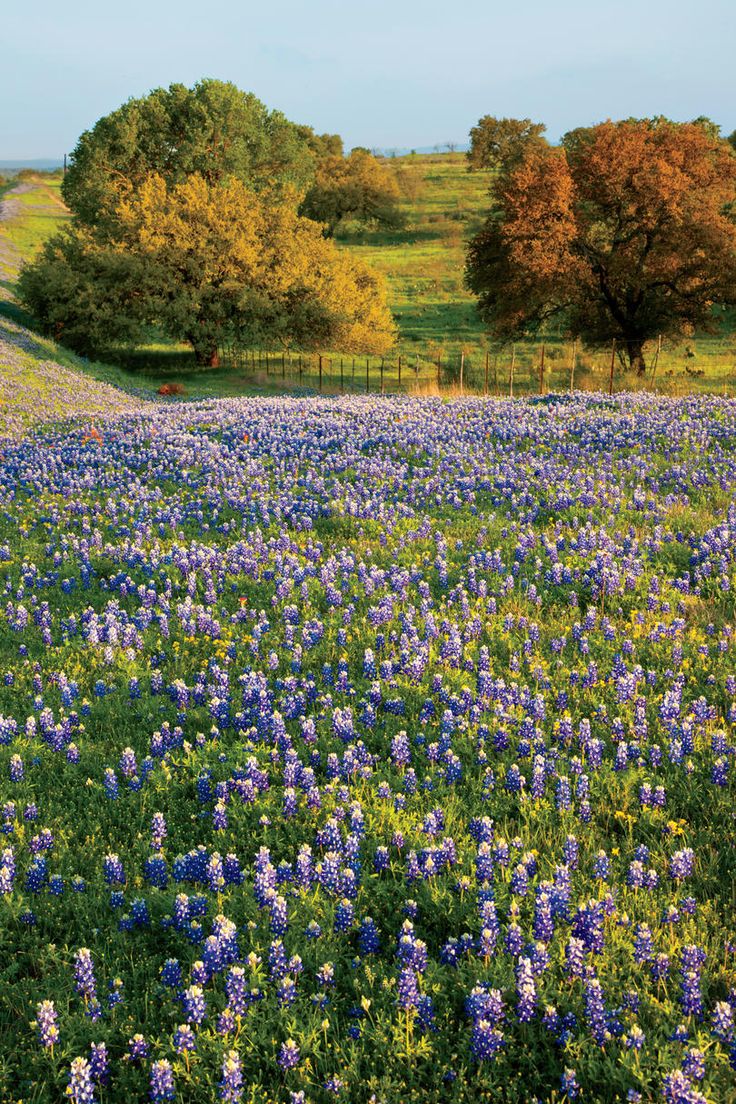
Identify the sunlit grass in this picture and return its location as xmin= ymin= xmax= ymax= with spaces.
xmin=2 ymin=165 xmax=736 ymax=396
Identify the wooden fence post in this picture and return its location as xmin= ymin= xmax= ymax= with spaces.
xmin=608 ymin=338 xmax=616 ymax=396
xmin=340 ymin=358 xmax=344 ymax=393
xmin=509 ymin=344 xmax=516 ymax=398
xmin=437 ymin=354 xmax=441 ymax=389
xmin=651 ymin=334 xmax=662 ymax=385
xmin=484 ymin=351 xmax=489 ymax=396
xmin=459 ymin=351 xmax=465 ymax=396
xmin=319 ymin=354 xmax=323 ymax=393
xmin=398 ymin=356 xmax=402 ymax=389
xmin=539 ymin=343 xmax=545 ymax=394
xmin=366 ymin=358 xmax=370 ymax=394
xmin=380 ymin=358 xmax=385 ymax=395
xmin=570 ymin=338 xmax=577 ymax=392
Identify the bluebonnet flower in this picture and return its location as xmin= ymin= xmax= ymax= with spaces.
xmin=74 ymin=948 xmax=97 ymax=1001
xmin=150 ymin=1059 xmax=175 ymax=1101
xmin=34 ymin=1000 xmax=59 ymax=1048
xmin=220 ymin=1050 xmax=243 ymax=1101
xmin=181 ymin=985 xmax=207 ymax=1024
xmin=278 ymin=1040 xmax=301 ymax=1070
xmin=174 ymin=1024 xmax=197 ymax=1054
xmin=560 ymin=1069 xmax=580 ymax=1099
xmin=67 ymin=1057 xmax=96 ymax=1104
xmin=515 ymin=957 xmax=537 ymax=1022
xmin=124 ymin=1034 xmax=149 ymax=1063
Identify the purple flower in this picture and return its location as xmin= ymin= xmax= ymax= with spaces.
xmin=181 ymin=985 xmax=207 ymax=1025
xmin=68 ymin=1057 xmax=96 ymax=1104
xmin=174 ymin=1024 xmax=197 ymax=1053
xmin=278 ymin=1040 xmax=301 ymax=1070
xmin=515 ymin=957 xmax=537 ymax=1023
xmin=560 ymin=1068 xmax=580 ymax=1099
xmin=150 ymin=1059 xmax=175 ymax=1101
xmin=34 ymin=1000 xmax=59 ymax=1048
xmin=397 ymin=967 xmax=420 ymax=1011
xmin=220 ymin=1049 xmax=243 ymax=1101
xmin=470 ymin=1018 xmax=505 ymax=1061
xmin=73 ymin=948 xmax=97 ymax=1001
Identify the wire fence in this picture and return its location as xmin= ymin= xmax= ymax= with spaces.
xmin=220 ymin=338 xmax=736 ymax=398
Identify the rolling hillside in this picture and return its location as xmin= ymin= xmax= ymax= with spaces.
xmin=2 ymin=161 xmax=736 ymax=395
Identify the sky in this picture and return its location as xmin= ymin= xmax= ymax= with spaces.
xmin=3 ymin=0 xmax=735 ymax=158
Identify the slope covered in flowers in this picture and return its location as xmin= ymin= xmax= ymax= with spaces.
xmin=1 ymin=390 xmax=735 ymax=1103
xmin=0 ymin=316 xmax=148 ymax=437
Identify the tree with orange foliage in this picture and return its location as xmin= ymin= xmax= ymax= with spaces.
xmin=466 ymin=118 xmax=736 ymax=373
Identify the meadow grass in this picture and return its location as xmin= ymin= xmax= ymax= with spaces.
xmin=2 ymin=164 xmax=736 ymax=397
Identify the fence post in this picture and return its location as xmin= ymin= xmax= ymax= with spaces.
xmin=608 ymin=338 xmax=616 ymax=396
xmin=539 ymin=343 xmax=545 ymax=394
xmin=398 ymin=356 xmax=402 ymax=389
xmin=437 ymin=353 xmax=441 ymax=389
xmin=509 ymin=344 xmax=515 ymax=398
xmin=484 ymin=351 xmax=489 ymax=396
xmin=459 ymin=352 xmax=465 ymax=396
xmin=651 ymin=334 xmax=662 ymax=386
xmin=570 ymin=338 xmax=577 ymax=392
xmin=319 ymin=354 xmax=323 ymax=393
xmin=340 ymin=358 xmax=344 ymax=393
xmin=366 ymin=358 xmax=370 ymax=394
xmin=380 ymin=358 xmax=385 ymax=395
xmin=352 ymin=358 xmax=355 ymax=386
xmin=493 ymin=354 xmax=499 ymax=396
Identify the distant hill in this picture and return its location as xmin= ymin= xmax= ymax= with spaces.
xmin=373 ymin=143 xmax=469 ymax=157
xmin=0 ymin=159 xmax=63 ymax=172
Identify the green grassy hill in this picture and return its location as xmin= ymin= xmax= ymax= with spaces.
xmin=340 ymin=154 xmax=490 ymax=362
xmin=2 ymin=162 xmax=736 ymax=396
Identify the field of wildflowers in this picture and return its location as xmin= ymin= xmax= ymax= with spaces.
xmin=1 ymin=386 xmax=735 ymax=1103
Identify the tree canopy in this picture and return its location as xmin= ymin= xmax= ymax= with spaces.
xmin=466 ymin=116 xmax=547 ymax=172
xmin=299 ymin=149 xmax=404 ymax=235
xmin=466 ymin=118 xmax=736 ymax=372
xmin=21 ymin=174 xmax=396 ymax=365
xmin=21 ymin=81 xmax=395 ymax=365
xmin=62 ymin=79 xmax=316 ymax=229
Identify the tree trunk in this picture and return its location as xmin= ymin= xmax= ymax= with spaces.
xmin=624 ymin=337 xmax=646 ymax=376
xmin=194 ymin=346 xmax=220 ymax=368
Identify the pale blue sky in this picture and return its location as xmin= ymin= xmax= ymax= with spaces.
xmin=3 ymin=0 xmax=735 ymax=158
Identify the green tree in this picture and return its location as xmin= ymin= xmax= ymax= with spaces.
xmin=62 ymin=79 xmax=316 ymax=229
xmin=296 ymin=126 xmax=344 ymax=159
xmin=17 ymin=226 xmax=149 ymax=355
xmin=299 ymin=149 xmax=404 ymax=235
xmin=20 ymin=174 xmax=396 ymax=365
xmin=466 ymin=116 xmax=547 ymax=172
xmin=466 ymin=118 xmax=736 ymax=373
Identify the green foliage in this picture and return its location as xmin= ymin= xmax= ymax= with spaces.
xmin=296 ymin=126 xmax=345 ymax=160
xmin=466 ymin=116 xmax=547 ymax=172
xmin=20 ymin=174 xmax=396 ymax=364
xmin=300 ymin=149 xmax=405 ymax=235
xmin=17 ymin=81 xmax=396 ymax=365
xmin=17 ymin=225 xmax=149 ymax=355
xmin=62 ymin=79 xmax=316 ymax=230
